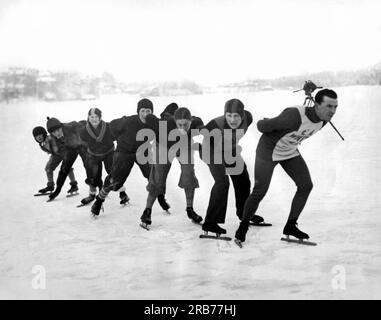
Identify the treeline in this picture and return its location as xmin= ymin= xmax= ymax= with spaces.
xmin=223 ymin=64 xmax=381 ymax=90
xmin=0 ymin=68 xmax=125 ymax=103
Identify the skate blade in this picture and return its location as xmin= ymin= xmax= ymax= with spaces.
xmin=249 ymin=222 xmax=272 ymax=227
xmin=66 ymin=192 xmax=79 ymax=198
xmin=91 ymin=213 xmax=99 ymax=220
xmin=140 ymin=222 xmax=150 ymax=230
xmin=199 ymin=234 xmax=231 ymax=241
xmin=77 ymin=203 xmax=89 ymax=208
xmin=34 ymin=192 xmax=52 ymax=197
xmin=281 ymin=236 xmax=317 ymax=246
xmin=234 ymin=239 xmax=243 ymax=248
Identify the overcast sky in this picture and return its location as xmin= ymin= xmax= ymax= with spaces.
xmin=0 ymin=0 xmax=380 ymax=85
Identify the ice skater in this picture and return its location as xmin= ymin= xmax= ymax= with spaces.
xmin=45 ymin=117 xmax=90 ymax=201
xmin=200 ymin=98 xmax=256 ymax=239
xmin=140 ymin=104 xmax=204 ymax=229
xmin=32 ymin=126 xmax=77 ymax=195
xmin=79 ymin=107 xmax=128 ymax=207
xmin=90 ymin=98 xmax=169 ymax=216
xmin=234 ymin=89 xmax=338 ymax=247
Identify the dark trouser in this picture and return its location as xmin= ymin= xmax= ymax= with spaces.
xmin=205 ymin=162 xmax=251 ymax=224
xmin=45 ymin=154 xmax=75 ymax=186
xmin=146 ymin=159 xmax=199 ymax=196
xmin=241 ymin=155 xmax=313 ymax=222
xmin=100 ymin=151 xmax=151 ymax=199
xmin=85 ymin=152 xmax=113 ymax=190
xmin=55 ymin=146 xmax=89 ymax=195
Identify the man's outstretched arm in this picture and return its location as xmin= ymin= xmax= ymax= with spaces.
xmin=257 ymin=108 xmax=301 ymax=133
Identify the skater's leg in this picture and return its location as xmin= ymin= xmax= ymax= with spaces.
xmin=99 ymin=152 xmax=135 ymax=200
xmin=178 ymin=162 xmax=199 ymax=206
xmin=280 ymin=155 xmax=313 ymax=221
xmin=49 ymin=150 xmax=78 ymax=199
xmin=145 ymin=163 xmax=171 ymax=208
xmin=68 ymin=168 xmax=76 ymax=183
xmin=45 ymin=154 xmax=62 ymax=187
xmin=146 ymin=163 xmax=171 ymax=197
xmin=145 ymin=192 xmax=157 ymax=209
xmin=137 ymin=161 xmax=152 ymax=181
xmin=85 ymin=155 xmax=103 ymax=193
xmin=205 ymin=164 xmax=229 ymax=224
xmin=241 ymin=156 xmax=277 ymax=222
xmin=184 ymin=188 xmax=195 ymax=208
xmin=229 ymin=161 xmax=251 ymax=220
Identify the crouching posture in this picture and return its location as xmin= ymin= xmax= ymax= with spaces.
xmin=90 ymin=99 xmax=168 ymax=216
xmin=45 ymin=117 xmax=91 ymax=200
xmin=235 ymin=89 xmax=338 ymax=246
xmin=79 ymin=107 xmax=128 ymax=206
xmin=140 ymin=104 xmax=204 ymax=229
xmin=32 ymin=126 xmax=77 ymax=195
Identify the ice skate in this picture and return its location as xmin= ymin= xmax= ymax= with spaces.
xmin=77 ymin=194 xmax=96 ymax=207
xmin=186 ymin=207 xmax=203 ymax=224
xmin=249 ymin=214 xmax=272 ymax=227
xmin=90 ymin=195 xmax=104 ymax=217
xmin=35 ymin=184 xmax=54 ymax=196
xmin=119 ymin=191 xmax=130 ymax=205
xmin=200 ymin=222 xmax=231 ymax=241
xmin=140 ymin=208 xmax=152 ymax=230
xmin=157 ymin=194 xmax=170 ymax=212
xmin=234 ymin=221 xmax=249 ymax=248
xmin=281 ymin=219 xmax=317 ymax=246
xmin=66 ymin=181 xmax=79 ymax=197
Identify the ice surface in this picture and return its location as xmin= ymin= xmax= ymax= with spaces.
xmin=0 ymin=86 xmax=380 ymax=299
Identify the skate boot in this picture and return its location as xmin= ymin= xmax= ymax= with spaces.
xmin=119 ymin=191 xmax=130 ymax=205
xmin=202 ymin=221 xmax=226 ymax=235
xmin=250 ymin=215 xmax=264 ymax=224
xmin=38 ymin=183 xmax=54 ymax=194
xmin=90 ymin=195 xmax=104 ymax=217
xmin=157 ymin=194 xmax=170 ymax=211
xmin=234 ymin=221 xmax=249 ymax=248
xmin=186 ymin=207 xmax=203 ymax=224
xmin=140 ymin=208 xmax=152 ymax=230
xmin=81 ymin=194 xmax=96 ymax=205
xmin=283 ymin=219 xmax=309 ymax=240
xmin=67 ymin=181 xmax=79 ymax=194
xmin=249 ymin=214 xmax=272 ymax=226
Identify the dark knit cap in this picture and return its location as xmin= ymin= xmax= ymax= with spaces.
xmin=160 ymin=102 xmax=179 ymax=119
xmin=32 ymin=126 xmax=47 ymax=139
xmin=137 ymin=98 xmax=153 ymax=113
xmin=88 ymin=107 xmax=102 ymax=118
xmin=46 ymin=117 xmax=63 ymax=133
xmin=224 ymin=99 xmax=245 ymax=118
xmin=174 ymin=107 xmax=192 ymax=121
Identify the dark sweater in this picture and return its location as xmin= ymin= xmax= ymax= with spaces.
xmin=80 ymin=121 xmax=115 ymax=157
xmin=203 ymin=110 xmax=253 ymax=157
xmin=109 ymin=115 xmax=154 ymax=154
xmin=145 ymin=114 xmax=204 ymax=150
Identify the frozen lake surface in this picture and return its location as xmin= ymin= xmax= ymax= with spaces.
xmin=0 ymin=86 xmax=380 ymax=299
